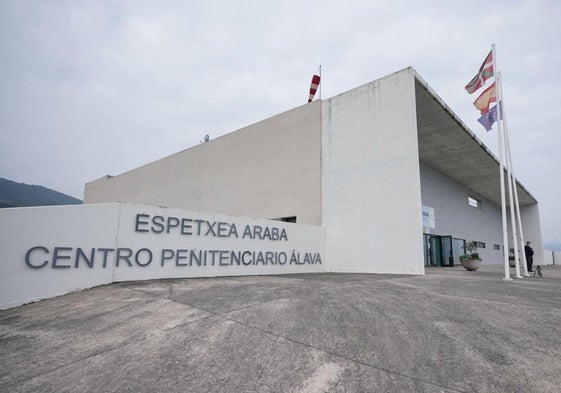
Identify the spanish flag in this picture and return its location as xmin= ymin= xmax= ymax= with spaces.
xmin=473 ymin=82 xmax=496 ymax=114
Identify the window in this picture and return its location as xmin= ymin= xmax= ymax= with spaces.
xmin=271 ymin=216 xmax=297 ymax=223
xmin=494 ymin=244 xmax=500 ymax=250
xmin=474 ymin=241 xmax=485 ymax=249
xmin=468 ymin=197 xmax=479 ymax=208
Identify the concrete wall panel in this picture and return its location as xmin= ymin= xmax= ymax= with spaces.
xmin=322 ymin=68 xmax=424 ymax=274
xmin=544 ymin=251 xmax=561 ymax=265
xmin=0 ymin=203 xmax=326 ymax=310
xmin=85 ymin=102 xmax=322 ymax=225
xmin=0 ymin=204 xmax=120 ymax=309
xmin=420 ymin=162 xmax=504 ymax=264
xmin=113 ymin=203 xmax=326 ymax=281
xmin=520 ymin=204 xmax=544 ymax=265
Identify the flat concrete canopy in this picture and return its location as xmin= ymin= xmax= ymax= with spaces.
xmin=2 ymin=266 xmax=561 ymax=392
xmin=414 ymin=73 xmax=536 ymax=207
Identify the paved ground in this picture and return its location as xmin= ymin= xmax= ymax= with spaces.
xmin=1 ymin=265 xmax=561 ymax=393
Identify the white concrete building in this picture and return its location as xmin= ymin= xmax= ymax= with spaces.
xmin=84 ymin=67 xmax=544 ymax=274
xmin=1 ymin=67 xmax=544 ymax=310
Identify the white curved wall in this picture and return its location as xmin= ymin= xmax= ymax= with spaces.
xmin=0 ymin=203 xmax=326 ymax=310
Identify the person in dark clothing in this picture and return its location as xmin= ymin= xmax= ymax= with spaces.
xmin=525 ymin=241 xmax=535 ymax=272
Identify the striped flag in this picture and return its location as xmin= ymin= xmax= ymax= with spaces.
xmin=473 ymin=82 xmax=496 ymax=114
xmin=308 ymin=68 xmax=321 ymax=103
xmin=465 ymin=50 xmax=494 ymax=94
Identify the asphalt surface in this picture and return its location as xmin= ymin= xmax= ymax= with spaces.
xmin=1 ymin=265 xmax=561 ymax=393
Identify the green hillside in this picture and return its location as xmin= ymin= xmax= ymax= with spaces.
xmin=0 ymin=177 xmax=81 ymax=208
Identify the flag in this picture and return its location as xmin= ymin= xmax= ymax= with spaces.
xmin=308 ymin=72 xmax=321 ymax=103
xmin=477 ymin=102 xmax=502 ymax=131
xmin=473 ymin=82 xmax=496 ymax=114
xmin=465 ymin=50 xmax=494 ymax=94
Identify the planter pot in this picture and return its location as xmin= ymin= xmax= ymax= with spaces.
xmin=509 ymin=259 xmax=516 ymax=268
xmin=460 ymin=257 xmax=482 ymax=271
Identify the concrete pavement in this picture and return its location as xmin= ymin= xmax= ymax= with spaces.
xmin=1 ymin=265 xmax=561 ymax=392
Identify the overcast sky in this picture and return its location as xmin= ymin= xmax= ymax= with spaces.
xmin=1 ymin=0 xmax=559 ymax=243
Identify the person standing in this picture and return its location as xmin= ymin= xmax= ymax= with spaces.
xmin=525 ymin=241 xmax=535 ymax=272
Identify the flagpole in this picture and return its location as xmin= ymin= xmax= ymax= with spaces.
xmin=498 ymin=73 xmax=522 ymax=278
xmin=319 ymin=65 xmax=322 ymax=100
xmin=499 ymin=78 xmax=529 ymax=276
xmin=506 ymin=123 xmax=529 ymax=276
xmin=492 ymin=45 xmax=511 ymax=281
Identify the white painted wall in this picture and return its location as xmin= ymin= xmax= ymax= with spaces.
xmin=0 ymin=203 xmax=326 ymax=310
xmin=113 ymin=203 xmax=326 ymax=281
xmin=84 ymin=101 xmax=322 ymax=225
xmin=322 ymin=68 xmax=424 ymax=274
xmin=519 ymin=203 xmax=545 ymax=265
xmin=0 ymin=204 xmax=120 ymax=309
xmin=420 ymin=162 xmax=504 ymax=264
xmin=421 ymin=161 xmax=544 ymax=267
xmin=543 ymin=250 xmax=561 ymax=265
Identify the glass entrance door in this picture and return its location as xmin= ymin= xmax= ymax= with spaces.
xmin=452 ymin=238 xmax=466 ymax=266
xmin=423 ymin=234 xmax=431 ymax=266
xmin=440 ymin=236 xmax=453 ymax=267
xmin=423 ymin=234 xmax=457 ymax=267
xmin=429 ymin=236 xmax=442 ymax=266
xmin=424 ymin=234 xmax=443 ymax=267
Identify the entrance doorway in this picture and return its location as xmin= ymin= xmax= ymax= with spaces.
xmin=424 ymin=235 xmax=465 ymax=267
xmin=451 ymin=238 xmax=466 ymax=266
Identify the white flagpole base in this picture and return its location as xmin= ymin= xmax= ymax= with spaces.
xmin=503 ymin=277 xmax=513 ymax=281
xmin=515 ymin=275 xmax=523 ymax=279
